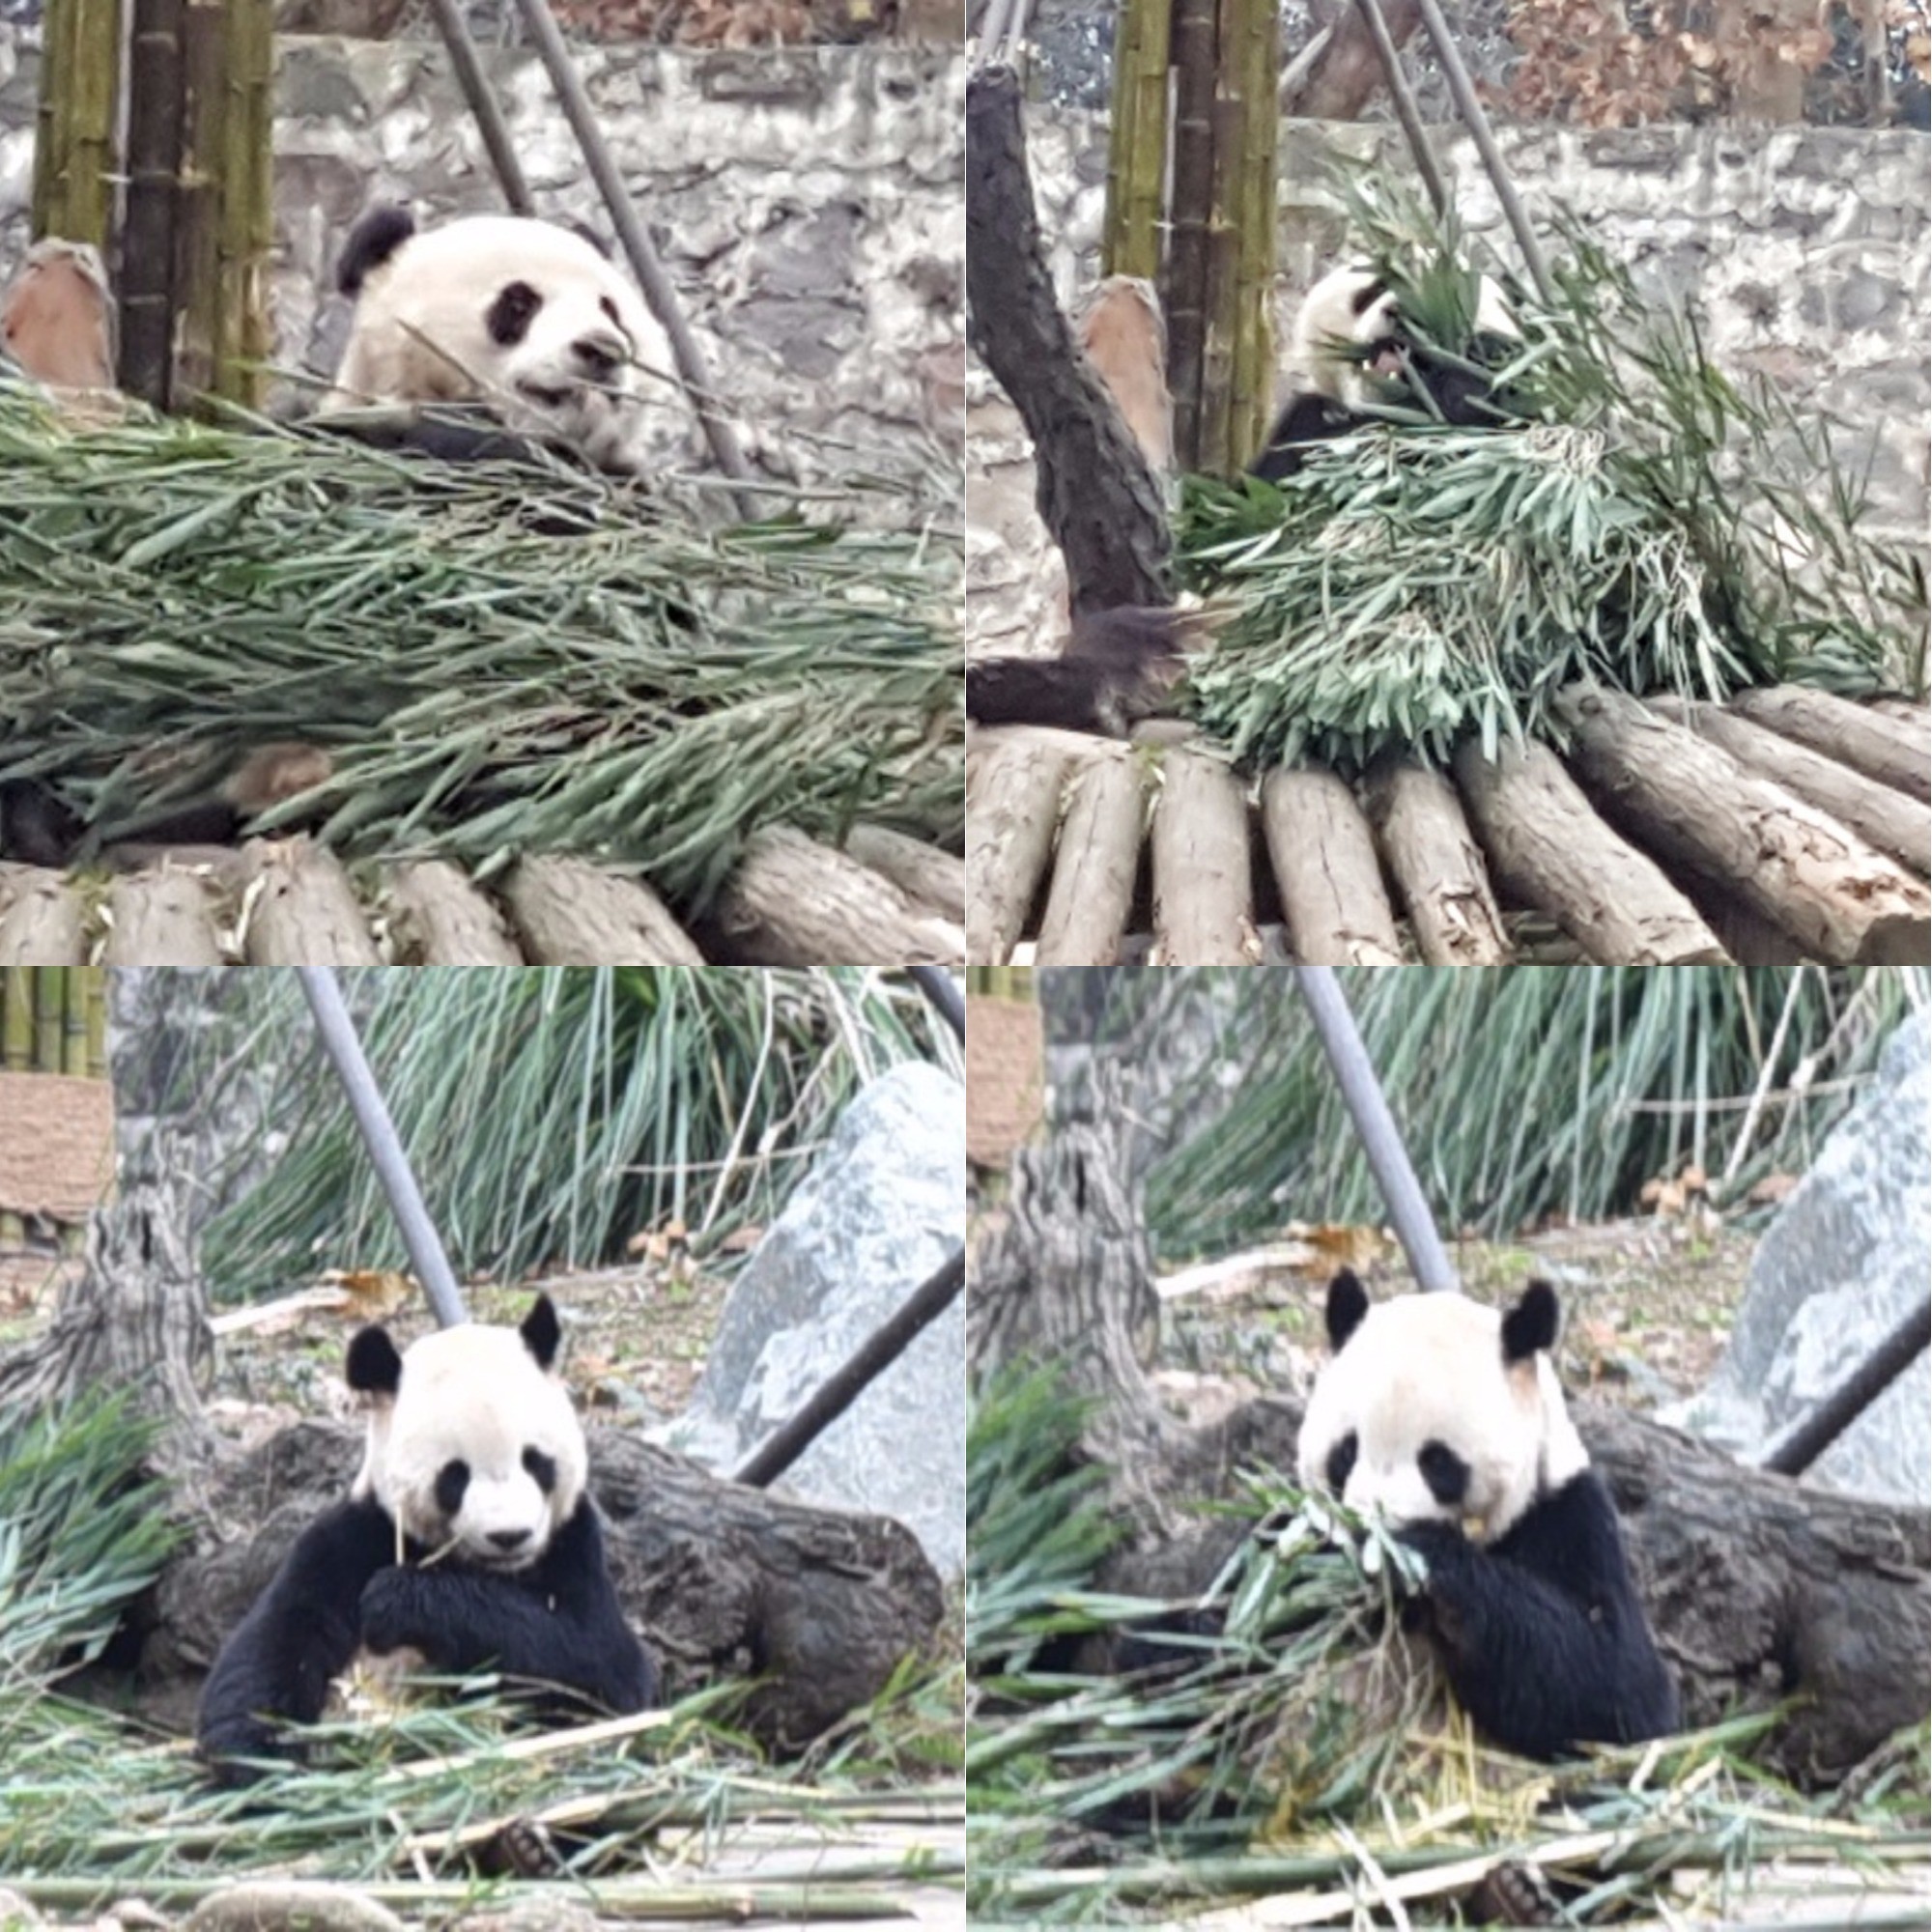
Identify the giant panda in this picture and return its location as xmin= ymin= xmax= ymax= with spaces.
xmin=318 ymin=207 xmax=680 ymax=475
xmin=1250 ymin=264 xmax=1525 ymax=484
xmin=1296 ymin=1269 xmax=1677 ymax=1760
xmin=197 ymin=1295 xmax=655 ymax=1784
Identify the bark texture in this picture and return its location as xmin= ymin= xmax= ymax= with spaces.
xmin=1035 ymin=754 xmax=1151 ymax=966
xmin=500 ymin=854 xmax=704 ymax=966
xmin=966 ymin=730 xmax=1071 ymax=964
xmin=1151 ymin=749 xmax=1256 ymax=964
xmin=1262 ymin=766 xmax=1403 ymax=965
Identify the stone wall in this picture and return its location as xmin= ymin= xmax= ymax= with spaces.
xmin=0 ymin=34 xmax=964 ymax=495
xmin=970 ymin=111 xmax=1928 ymax=650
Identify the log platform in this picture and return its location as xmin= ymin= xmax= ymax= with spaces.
xmin=966 ymin=686 xmax=1931 ymax=966
xmin=0 ymin=824 xmax=964 ymax=968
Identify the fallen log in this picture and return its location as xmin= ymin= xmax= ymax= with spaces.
xmin=1729 ymin=688 xmax=1930 ymax=804
xmin=1261 ymin=768 xmax=1404 ymax=965
xmin=966 ymin=729 xmax=1071 ymax=963
xmin=1365 ymin=762 xmax=1509 ymax=965
xmin=500 ymin=855 xmax=704 ymax=966
xmin=1151 ymin=750 xmax=1256 ymax=965
xmin=147 ymin=1418 xmax=945 ymax=1755
xmin=709 ymin=827 xmax=964 ymax=967
xmin=384 ymin=860 xmax=524 ymax=965
xmin=1451 ymin=737 xmax=1724 ymax=964
xmin=844 ymin=826 xmax=966 ymax=926
xmin=105 ymin=870 xmax=225 ymax=967
xmin=1555 ymin=686 xmax=1931 ymax=965
xmin=1648 ymin=697 xmax=1931 ymax=878
xmin=1035 ymin=753 xmax=1151 ymax=965
xmin=0 ymin=867 xmax=87 ymax=965
xmin=239 ymin=840 xmax=383 ymax=966
xmin=1097 ymin=1392 xmax=1927 ymax=1787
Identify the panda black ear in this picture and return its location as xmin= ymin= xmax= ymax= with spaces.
xmin=337 ymin=204 xmax=416 ymax=297
xmin=521 ymin=1294 xmax=562 ymax=1371
xmin=1325 ymin=1269 xmax=1370 ymax=1350
xmin=346 ymin=1324 xmax=404 ymax=1395
xmin=1501 ymin=1281 xmax=1560 ymax=1363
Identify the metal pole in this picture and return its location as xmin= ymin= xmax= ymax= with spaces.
xmin=1406 ymin=0 xmax=1555 ymax=304
xmin=422 ymin=0 xmax=535 ymax=216
xmin=909 ymin=965 xmax=965 ymax=1041
xmin=296 ymin=969 xmax=469 ymax=1330
xmin=1760 ymin=1295 xmax=1931 ymax=1478
xmin=734 ymin=1249 xmax=966 ymax=1488
xmin=1292 ymin=967 xmax=1458 ymax=1294
xmin=509 ymin=0 xmax=761 ymax=518
xmin=1350 ymin=0 xmax=1449 ymax=219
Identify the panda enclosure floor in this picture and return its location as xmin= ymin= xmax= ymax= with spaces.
xmin=0 ymin=822 xmax=966 ymax=969
xmin=965 ymin=689 xmax=1932 ymax=969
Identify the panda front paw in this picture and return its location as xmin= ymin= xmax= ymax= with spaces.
xmin=1395 ymin=1519 xmax=1469 ymax=1577
xmin=198 ymin=1714 xmax=298 ymax=1787
xmin=358 ymin=1566 xmax=433 ymax=1656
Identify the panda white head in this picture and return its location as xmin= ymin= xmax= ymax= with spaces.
xmin=347 ymin=1295 xmax=586 ymax=1574
xmin=1296 ymin=1271 xmax=1587 ymax=1546
xmin=323 ymin=208 xmax=676 ymax=473
xmin=1291 ymin=264 xmax=1518 ymax=412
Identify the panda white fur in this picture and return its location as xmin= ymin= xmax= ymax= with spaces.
xmin=320 ymin=207 xmax=678 ymax=474
xmin=198 ymin=1295 xmax=654 ymax=1784
xmin=1297 ymin=1269 xmax=1677 ymax=1760
xmin=1251 ymin=264 xmax=1523 ymax=483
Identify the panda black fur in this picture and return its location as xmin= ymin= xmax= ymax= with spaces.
xmin=1298 ymin=1270 xmax=1677 ymax=1760
xmin=198 ymin=1295 xmax=654 ymax=1784
xmin=1251 ymin=265 xmax=1525 ymax=484
xmin=319 ymin=207 xmax=678 ymax=475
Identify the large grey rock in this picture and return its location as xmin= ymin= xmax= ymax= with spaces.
xmin=1676 ymin=1010 xmax=1930 ymax=1505
xmin=668 ymin=1061 xmax=965 ymax=1574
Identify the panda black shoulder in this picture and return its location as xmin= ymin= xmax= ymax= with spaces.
xmin=337 ymin=205 xmax=417 ymax=297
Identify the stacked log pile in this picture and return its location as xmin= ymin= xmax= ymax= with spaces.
xmin=967 ymin=686 xmax=1931 ymax=966
xmin=0 ymin=826 xmax=964 ymax=967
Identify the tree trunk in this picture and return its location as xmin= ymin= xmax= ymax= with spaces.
xmin=0 ymin=969 xmax=223 ymax=1460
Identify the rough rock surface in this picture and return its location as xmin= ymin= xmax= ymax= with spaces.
xmin=1674 ymin=1009 xmax=1930 ymax=1505
xmin=670 ymin=1060 xmax=966 ymax=1573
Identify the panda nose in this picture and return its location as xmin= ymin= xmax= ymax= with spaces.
xmin=573 ymin=332 xmax=627 ymax=382
xmin=488 ymin=1527 xmax=532 ymax=1553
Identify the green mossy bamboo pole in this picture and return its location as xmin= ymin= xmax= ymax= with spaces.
xmin=30 ymin=0 xmax=123 ymax=249
xmin=1101 ymin=0 xmax=1173 ymax=282
xmin=0 ymin=973 xmax=23 ymax=1247
xmin=1164 ymin=0 xmax=1217 ymax=469
xmin=216 ymin=0 xmax=274 ymax=405
xmin=121 ymin=0 xmax=186 ymax=405
xmin=32 ymin=968 xmax=64 ymax=1072
xmin=84 ymin=968 xmax=107 ymax=1077
xmin=1226 ymin=0 xmax=1278 ymax=469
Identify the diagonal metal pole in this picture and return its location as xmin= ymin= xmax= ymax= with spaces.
xmin=422 ymin=0 xmax=535 ymax=216
xmin=1350 ymin=0 xmax=1449 ymax=219
xmin=1406 ymin=0 xmax=1554 ymax=303
xmin=1293 ymin=967 xmax=1458 ymax=1294
xmin=296 ymin=969 xmax=468 ymax=1330
xmin=509 ymin=0 xmax=761 ymax=520
xmin=1760 ymin=1294 xmax=1931 ymax=1478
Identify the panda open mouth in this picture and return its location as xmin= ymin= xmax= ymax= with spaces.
xmin=518 ymin=381 xmax=579 ymax=410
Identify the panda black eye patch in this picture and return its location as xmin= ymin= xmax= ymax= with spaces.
xmin=1323 ymin=1432 xmax=1357 ymax=1494
xmin=485 ymin=280 xmax=545 ymax=346
xmin=1417 ymin=1440 xmax=1470 ymax=1506
xmin=434 ymin=1459 xmax=470 ymax=1518
xmin=523 ymin=1446 xmax=557 ymax=1494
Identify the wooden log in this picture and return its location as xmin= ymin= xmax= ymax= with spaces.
xmin=1555 ymin=685 xmax=1931 ymax=966
xmin=0 ymin=867 xmax=88 ymax=965
xmin=238 ymin=840 xmax=382 ymax=965
xmin=1260 ymin=767 xmax=1403 ymax=965
xmin=843 ymin=825 xmax=966 ymax=926
xmin=966 ymin=729 xmax=1071 ymax=964
xmin=1452 ymin=736 xmax=1725 ymax=964
xmin=1729 ymin=687 xmax=1930 ymax=804
xmin=708 ymin=827 xmax=964 ymax=967
xmin=1035 ymin=753 xmax=1151 ymax=965
xmin=1365 ymin=760 xmax=1509 ymax=964
xmin=1867 ymin=696 xmax=1929 ymax=726
xmin=1649 ymin=697 xmax=1931 ymax=879
xmin=151 ymin=1419 xmax=945 ymax=1757
xmin=105 ymin=869 xmax=224 ymax=966
xmin=500 ymin=855 xmax=704 ymax=966
xmin=1151 ymin=749 xmax=1256 ymax=965
xmin=383 ymin=860 xmax=524 ymax=965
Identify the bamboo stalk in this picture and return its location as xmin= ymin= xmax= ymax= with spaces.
xmin=1163 ymin=0 xmax=1215 ymax=469
xmin=171 ymin=0 xmax=224 ymax=399
xmin=1101 ymin=0 xmax=1172 ymax=283
xmin=2 ymin=972 xmax=30 ymax=1071
xmin=32 ymin=965 xmax=63 ymax=1070
xmin=1228 ymin=0 xmax=1278 ymax=469
xmin=31 ymin=0 xmax=122 ymax=251
xmin=120 ymin=0 xmax=185 ymax=404
xmin=215 ymin=0 xmax=273 ymax=405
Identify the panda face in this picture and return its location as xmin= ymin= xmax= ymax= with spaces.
xmin=1291 ymin=264 xmax=1518 ymax=414
xmin=347 ymin=1296 xmax=586 ymax=1573
xmin=325 ymin=213 xmax=677 ymax=473
xmin=1295 ymin=1273 xmax=1588 ymax=1546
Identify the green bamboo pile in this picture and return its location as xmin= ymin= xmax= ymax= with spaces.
xmin=1179 ymin=186 xmax=1925 ymax=775
xmin=0 ymin=382 xmax=962 ymax=906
